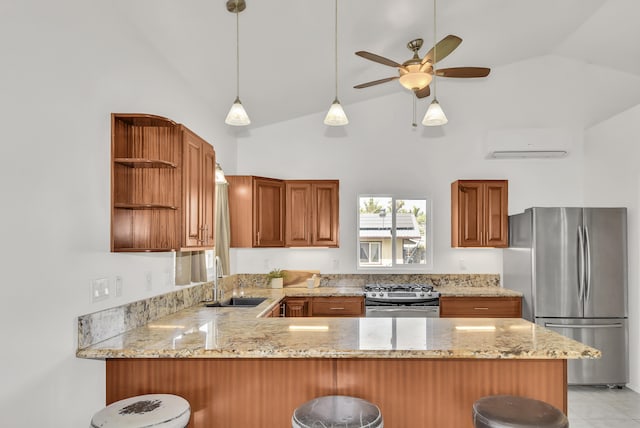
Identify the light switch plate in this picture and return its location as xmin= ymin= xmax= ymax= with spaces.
xmin=91 ymin=278 xmax=110 ymax=302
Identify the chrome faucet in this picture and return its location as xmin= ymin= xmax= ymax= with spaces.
xmin=213 ymin=256 xmax=224 ymax=301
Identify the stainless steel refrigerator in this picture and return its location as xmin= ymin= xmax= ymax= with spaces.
xmin=504 ymin=207 xmax=628 ymax=386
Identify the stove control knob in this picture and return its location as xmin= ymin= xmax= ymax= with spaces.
xmin=378 ymin=293 xmax=384 ymax=297
xmin=419 ymin=292 xmax=425 ymax=297
xmin=427 ymin=290 xmax=432 ymax=296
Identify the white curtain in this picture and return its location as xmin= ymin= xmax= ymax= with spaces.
xmin=215 ymin=181 xmax=231 ymax=275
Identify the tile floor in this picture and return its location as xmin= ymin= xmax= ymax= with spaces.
xmin=569 ymin=385 xmax=640 ymax=427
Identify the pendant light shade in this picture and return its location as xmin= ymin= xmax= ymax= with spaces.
xmin=422 ymin=98 xmax=448 ymax=126
xmin=225 ymin=0 xmax=250 ymax=127
xmin=215 ymin=163 xmax=228 ymax=184
xmin=324 ymin=0 xmax=348 ymax=126
xmin=422 ymin=0 xmax=448 ymax=127
xmin=324 ymin=98 xmax=349 ymax=126
xmin=225 ymin=97 xmax=250 ymax=126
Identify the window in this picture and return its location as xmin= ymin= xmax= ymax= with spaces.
xmin=357 ymin=195 xmax=432 ymax=270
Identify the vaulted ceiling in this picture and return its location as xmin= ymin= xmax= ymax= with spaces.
xmin=118 ymin=0 xmax=640 ymax=129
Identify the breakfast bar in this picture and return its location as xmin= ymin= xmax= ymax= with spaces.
xmin=77 ymin=291 xmax=599 ymax=428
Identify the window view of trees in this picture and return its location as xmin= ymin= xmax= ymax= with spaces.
xmin=358 ymin=196 xmax=430 ymax=269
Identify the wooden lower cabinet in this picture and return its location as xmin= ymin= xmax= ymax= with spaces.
xmin=311 ymin=297 xmax=364 ymax=317
xmin=267 ymin=303 xmax=282 ymax=318
xmin=440 ymin=296 xmax=522 ymax=318
xmin=284 ymin=297 xmax=309 ymax=317
xmin=282 ymin=296 xmax=365 ymax=317
xmin=106 ymin=358 xmax=567 ymax=428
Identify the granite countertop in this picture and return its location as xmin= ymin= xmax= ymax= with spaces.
xmin=77 ymin=286 xmax=597 ymax=360
xmin=436 ymin=286 xmax=522 ymax=297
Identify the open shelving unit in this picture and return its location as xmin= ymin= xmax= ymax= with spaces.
xmin=111 ymin=114 xmax=182 ymax=252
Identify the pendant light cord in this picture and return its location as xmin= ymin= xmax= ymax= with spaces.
xmin=334 ymin=0 xmax=339 ymax=100
xmin=432 ymin=0 xmax=437 ymax=99
xmin=235 ymin=4 xmax=240 ymax=99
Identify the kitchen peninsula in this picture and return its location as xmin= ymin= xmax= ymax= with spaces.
xmin=77 ymin=284 xmax=598 ymax=428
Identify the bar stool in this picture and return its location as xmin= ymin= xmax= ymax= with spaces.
xmin=472 ymin=395 xmax=568 ymax=428
xmin=292 ymin=395 xmax=383 ymax=428
xmin=90 ymin=394 xmax=190 ymax=428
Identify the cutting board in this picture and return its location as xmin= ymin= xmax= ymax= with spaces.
xmin=283 ymin=270 xmax=320 ymax=288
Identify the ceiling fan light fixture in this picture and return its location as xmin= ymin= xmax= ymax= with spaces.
xmin=399 ymin=64 xmax=433 ymax=91
xmin=324 ymin=98 xmax=349 ymax=126
xmin=422 ymin=98 xmax=448 ymax=126
xmin=225 ymin=97 xmax=251 ymax=126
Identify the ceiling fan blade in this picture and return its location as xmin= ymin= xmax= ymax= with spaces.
xmin=421 ymin=35 xmax=463 ymax=65
xmin=435 ymin=67 xmax=491 ymax=78
xmin=356 ymin=51 xmax=405 ymax=69
xmin=354 ymin=76 xmax=399 ymax=89
xmin=414 ymin=85 xmax=431 ymax=99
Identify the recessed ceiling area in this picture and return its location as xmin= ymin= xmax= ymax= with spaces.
xmin=117 ymin=0 xmax=640 ymax=129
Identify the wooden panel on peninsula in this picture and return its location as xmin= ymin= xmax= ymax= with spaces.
xmin=106 ymin=358 xmax=566 ymax=428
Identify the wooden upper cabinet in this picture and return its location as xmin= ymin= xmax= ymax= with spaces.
xmin=227 ymin=176 xmax=285 ymax=248
xmin=451 ymin=180 xmax=508 ymax=248
xmin=111 ymin=113 xmax=215 ymax=252
xmin=285 ymin=180 xmax=339 ymax=247
xmin=254 ymin=178 xmax=285 ymax=247
xmin=181 ymin=127 xmax=216 ymax=250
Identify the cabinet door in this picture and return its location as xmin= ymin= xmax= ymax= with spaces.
xmin=440 ymin=296 xmax=522 ymax=318
xmin=312 ymin=181 xmax=339 ymax=247
xmin=311 ymin=297 xmax=363 ymax=317
xmin=484 ymin=181 xmax=508 ymax=247
xmin=284 ymin=298 xmax=309 ymax=317
xmin=254 ymin=178 xmax=285 ymax=247
xmin=451 ymin=180 xmax=508 ymax=248
xmin=202 ymin=143 xmax=216 ymax=247
xmin=182 ymin=129 xmax=204 ymax=248
xmin=285 ymin=182 xmax=312 ymax=246
xmin=452 ymin=181 xmax=484 ymax=247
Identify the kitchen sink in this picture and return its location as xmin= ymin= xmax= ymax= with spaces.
xmin=205 ymin=297 xmax=267 ymax=308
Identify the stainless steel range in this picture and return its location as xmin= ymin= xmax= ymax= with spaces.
xmin=365 ymin=284 xmax=440 ymax=317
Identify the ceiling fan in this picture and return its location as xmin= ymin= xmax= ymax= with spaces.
xmin=354 ymin=35 xmax=490 ymax=99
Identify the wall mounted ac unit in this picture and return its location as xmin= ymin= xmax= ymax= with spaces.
xmin=485 ymin=128 xmax=572 ymax=159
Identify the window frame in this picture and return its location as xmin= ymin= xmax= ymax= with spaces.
xmin=356 ymin=194 xmax=433 ymax=271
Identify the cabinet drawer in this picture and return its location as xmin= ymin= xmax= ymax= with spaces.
xmin=440 ymin=296 xmax=521 ymax=318
xmin=311 ymin=297 xmax=364 ymax=317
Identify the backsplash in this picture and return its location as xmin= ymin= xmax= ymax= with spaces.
xmin=236 ymin=273 xmax=500 ymax=288
xmin=77 ymin=273 xmax=498 ymax=349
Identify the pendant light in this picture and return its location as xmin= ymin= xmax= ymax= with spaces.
xmin=422 ymin=0 xmax=448 ymax=126
xmin=324 ymin=0 xmax=348 ymax=126
xmin=225 ymin=0 xmax=250 ymax=126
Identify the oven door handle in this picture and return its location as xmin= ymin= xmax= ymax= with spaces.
xmin=366 ymin=307 xmax=439 ymax=313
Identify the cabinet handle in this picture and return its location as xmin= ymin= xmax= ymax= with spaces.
xmin=257 ymin=231 xmax=261 ymax=246
xmin=330 ymin=307 xmax=345 ymax=310
xmin=197 ymin=226 xmax=205 ymax=243
xmin=474 ymin=307 xmax=489 ymax=310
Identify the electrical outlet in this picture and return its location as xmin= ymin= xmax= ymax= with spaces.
xmin=145 ymin=272 xmax=153 ymax=291
xmin=263 ymin=259 xmax=270 ymax=270
xmin=332 ymin=259 xmax=339 ymax=270
xmin=459 ymin=258 xmax=467 ymax=271
xmin=115 ymin=276 xmax=123 ymax=297
xmin=91 ymin=278 xmax=110 ymax=303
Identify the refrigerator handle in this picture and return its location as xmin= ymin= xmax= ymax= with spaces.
xmin=577 ymin=225 xmax=585 ymax=301
xmin=545 ymin=323 xmax=623 ymax=329
xmin=584 ymin=225 xmax=592 ymax=302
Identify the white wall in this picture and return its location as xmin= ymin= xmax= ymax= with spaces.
xmin=0 ymin=1 xmax=235 ymax=426
xmin=584 ymin=103 xmax=640 ymax=391
xmin=234 ymin=55 xmax=591 ymax=275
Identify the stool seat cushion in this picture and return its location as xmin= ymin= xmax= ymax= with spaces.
xmin=292 ymin=395 xmax=383 ymax=428
xmin=91 ymin=394 xmax=190 ymax=428
xmin=473 ymin=395 xmax=568 ymax=428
